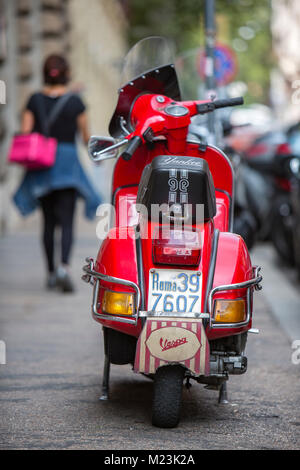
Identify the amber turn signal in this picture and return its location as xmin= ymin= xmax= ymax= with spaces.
xmin=213 ymin=299 xmax=246 ymax=323
xmin=102 ymin=290 xmax=134 ymax=316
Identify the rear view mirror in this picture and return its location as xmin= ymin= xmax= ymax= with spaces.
xmin=290 ymin=157 xmax=300 ymax=177
xmin=88 ymin=136 xmax=119 ymax=162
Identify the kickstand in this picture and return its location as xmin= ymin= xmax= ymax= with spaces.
xmin=99 ymin=354 xmax=110 ymax=401
xmin=185 ymin=377 xmax=192 ymax=391
xmin=218 ymin=381 xmax=229 ymax=404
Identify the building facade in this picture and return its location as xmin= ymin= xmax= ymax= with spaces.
xmin=0 ymin=0 xmax=127 ymax=234
xmin=271 ymin=0 xmax=300 ymax=123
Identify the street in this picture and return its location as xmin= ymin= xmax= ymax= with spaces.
xmin=0 ymin=214 xmax=300 ymax=450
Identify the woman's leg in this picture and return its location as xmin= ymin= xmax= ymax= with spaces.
xmin=40 ymin=193 xmax=57 ymax=274
xmin=55 ymin=188 xmax=77 ymax=266
xmin=54 ymin=189 xmax=77 ymax=292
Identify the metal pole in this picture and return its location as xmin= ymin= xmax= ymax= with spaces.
xmin=204 ymin=0 xmax=216 ymax=138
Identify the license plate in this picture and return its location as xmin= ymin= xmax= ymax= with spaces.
xmin=148 ymin=269 xmax=202 ymax=314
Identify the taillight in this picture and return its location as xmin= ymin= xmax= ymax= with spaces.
xmin=276 ymin=142 xmax=292 ymax=156
xmin=275 ymin=177 xmax=291 ymax=192
xmin=152 ymin=228 xmax=201 ymax=266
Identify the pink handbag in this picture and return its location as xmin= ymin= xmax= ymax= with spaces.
xmin=8 ymin=133 xmax=57 ymax=170
xmin=8 ymin=92 xmax=72 ymax=170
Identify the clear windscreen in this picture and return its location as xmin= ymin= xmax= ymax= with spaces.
xmin=175 ymin=48 xmax=205 ymax=101
xmin=120 ymin=36 xmax=176 ymax=86
xmin=109 ymin=37 xmax=181 ymax=137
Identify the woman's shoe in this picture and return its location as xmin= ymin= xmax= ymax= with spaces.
xmin=46 ymin=272 xmax=57 ymax=290
xmin=56 ymin=266 xmax=75 ymax=293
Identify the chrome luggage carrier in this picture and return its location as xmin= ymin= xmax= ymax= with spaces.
xmin=208 ymin=266 xmax=262 ymax=329
xmin=82 ymin=258 xmax=262 ymax=327
xmin=82 ymin=257 xmax=141 ymax=325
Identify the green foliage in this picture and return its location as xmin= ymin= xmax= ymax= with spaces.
xmin=216 ymin=0 xmax=273 ymax=104
xmin=127 ymin=0 xmax=204 ymax=51
xmin=126 ymin=0 xmax=273 ymax=104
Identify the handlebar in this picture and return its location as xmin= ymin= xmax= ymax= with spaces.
xmin=196 ymin=97 xmax=244 ymax=115
xmin=119 ymin=96 xmax=244 ymax=161
xmin=121 ymin=135 xmax=142 ymax=161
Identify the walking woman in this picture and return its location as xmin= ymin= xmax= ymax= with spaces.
xmin=13 ymin=54 xmax=101 ymax=292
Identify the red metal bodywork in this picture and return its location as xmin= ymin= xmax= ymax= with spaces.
xmin=93 ymin=93 xmax=254 ymax=342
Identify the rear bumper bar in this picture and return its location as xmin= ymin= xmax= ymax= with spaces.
xmin=82 ymin=257 xmax=141 ymax=325
xmin=82 ymin=258 xmax=262 ymax=327
xmin=208 ymin=266 xmax=262 ymax=329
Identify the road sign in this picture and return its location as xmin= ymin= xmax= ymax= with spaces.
xmin=197 ymin=43 xmax=238 ymax=87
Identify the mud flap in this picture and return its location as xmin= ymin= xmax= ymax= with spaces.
xmin=134 ymin=317 xmax=210 ymax=376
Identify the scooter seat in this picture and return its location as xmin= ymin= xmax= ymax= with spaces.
xmin=136 ymin=155 xmax=216 ymax=223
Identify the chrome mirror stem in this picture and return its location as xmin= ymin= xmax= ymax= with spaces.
xmin=89 ymin=138 xmax=128 ymax=162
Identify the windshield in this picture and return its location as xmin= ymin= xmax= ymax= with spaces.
xmin=109 ymin=37 xmax=181 ymax=138
xmin=175 ymin=48 xmax=205 ymax=101
xmin=120 ymin=36 xmax=176 ymax=86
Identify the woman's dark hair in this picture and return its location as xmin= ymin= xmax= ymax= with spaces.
xmin=43 ymin=54 xmax=70 ymax=85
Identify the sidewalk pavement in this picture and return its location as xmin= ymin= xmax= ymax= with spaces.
xmin=252 ymin=243 xmax=300 ymax=343
xmin=0 ymin=215 xmax=299 ymax=449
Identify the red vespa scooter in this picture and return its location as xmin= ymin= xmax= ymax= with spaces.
xmin=82 ymin=37 xmax=262 ymax=428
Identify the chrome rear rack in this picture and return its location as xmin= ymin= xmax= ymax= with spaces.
xmin=208 ymin=266 xmax=262 ymax=329
xmin=82 ymin=259 xmax=262 ymax=327
xmin=82 ymin=257 xmax=141 ymax=325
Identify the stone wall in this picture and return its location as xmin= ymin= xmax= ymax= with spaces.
xmin=68 ymin=0 xmax=127 ymax=202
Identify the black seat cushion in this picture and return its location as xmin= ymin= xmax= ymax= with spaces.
xmin=136 ymin=155 xmax=216 ymax=223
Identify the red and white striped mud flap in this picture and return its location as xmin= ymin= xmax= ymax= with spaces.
xmin=134 ymin=317 xmax=210 ymax=376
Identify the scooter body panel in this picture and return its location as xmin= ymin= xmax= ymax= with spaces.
xmin=207 ymin=232 xmax=254 ymax=340
xmin=93 ymin=138 xmax=250 ymax=345
xmin=94 ymin=226 xmax=143 ymax=337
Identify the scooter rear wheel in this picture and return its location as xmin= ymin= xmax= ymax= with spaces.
xmin=152 ymin=365 xmax=185 ymax=428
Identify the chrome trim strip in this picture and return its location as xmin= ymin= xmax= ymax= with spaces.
xmin=209 ymin=144 xmax=235 ymax=233
xmin=204 ymin=228 xmax=219 ymax=314
xmin=135 ymin=236 xmax=146 ymax=312
xmin=186 ymin=140 xmax=235 ymax=232
xmin=139 ymin=311 xmax=210 ymax=319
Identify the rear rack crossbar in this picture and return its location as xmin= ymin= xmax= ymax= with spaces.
xmin=82 ymin=259 xmax=262 ymax=327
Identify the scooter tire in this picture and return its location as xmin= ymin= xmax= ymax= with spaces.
xmin=152 ymin=365 xmax=185 ymax=428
